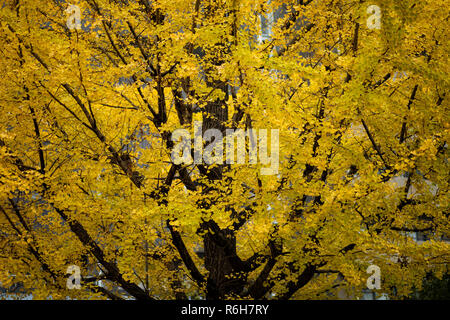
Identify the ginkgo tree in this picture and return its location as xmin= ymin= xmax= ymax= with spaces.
xmin=0 ymin=0 xmax=448 ymax=300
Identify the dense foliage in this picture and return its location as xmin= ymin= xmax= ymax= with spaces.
xmin=0 ymin=0 xmax=448 ymax=300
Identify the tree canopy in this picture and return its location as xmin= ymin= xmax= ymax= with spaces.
xmin=0 ymin=0 xmax=448 ymax=300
